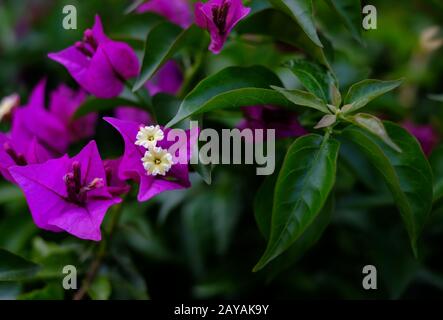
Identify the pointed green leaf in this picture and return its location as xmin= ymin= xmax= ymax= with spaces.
xmin=341 ymin=122 xmax=433 ymax=256
xmin=351 ymin=113 xmax=401 ymax=152
xmin=271 ymin=86 xmax=329 ymax=113
xmin=254 ymin=173 xmax=333 ymax=277
xmin=133 ymin=23 xmax=207 ymax=91
xmin=269 ymin=0 xmax=322 ymax=47
xmin=267 ymin=197 xmax=333 ymax=277
xmin=285 ymin=59 xmax=337 ymax=103
xmin=166 ymin=66 xmax=293 ymax=127
xmin=344 ymin=79 xmax=403 ymax=113
xmin=331 ymin=83 xmax=342 ymax=106
xmin=314 ymin=114 xmax=337 ymax=129
xmin=254 ymin=134 xmax=339 ymax=271
xmin=326 ymin=0 xmax=363 ymax=43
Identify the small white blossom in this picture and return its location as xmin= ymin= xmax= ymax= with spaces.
xmin=141 ymin=147 xmax=173 ymax=176
xmin=135 ymin=125 xmax=164 ymax=148
xmin=0 ymin=94 xmax=20 ymax=122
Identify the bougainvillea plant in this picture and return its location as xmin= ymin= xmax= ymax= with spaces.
xmin=0 ymin=0 xmax=443 ymax=300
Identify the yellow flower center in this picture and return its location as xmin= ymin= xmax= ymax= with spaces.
xmin=141 ymin=147 xmax=173 ymax=176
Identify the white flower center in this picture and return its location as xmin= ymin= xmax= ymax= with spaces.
xmin=135 ymin=125 xmax=164 ymax=148
xmin=141 ymin=147 xmax=173 ymax=176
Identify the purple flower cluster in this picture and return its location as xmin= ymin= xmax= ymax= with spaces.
xmin=0 ymin=3 xmax=297 ymax=242
xmin=0 ymin=12 xmax=198 ymax=241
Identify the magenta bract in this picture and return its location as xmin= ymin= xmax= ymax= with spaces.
xmin=195 ymin=0 xmax=251 ymax=54
xmin=10 ymin=141 xmax=121 ymax=241
xmin=48 ymin=15 xmax=140 ymax=98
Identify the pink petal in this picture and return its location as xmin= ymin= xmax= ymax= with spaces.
xmin=101 ymin=41 xmax=140 ymax=79
xmin=84 ymin=45 xmax=125 ymax=98
xmin=91 ymin=15 xmax=109 ymax=43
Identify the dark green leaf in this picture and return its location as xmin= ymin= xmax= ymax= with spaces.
xmin=429 ymin=145 xmax=443 ymax=202
xmin=254 ymin=174 xmax=279 ymax=238
xmin=269 ymin=0 xmax=322 ymax=47
xmin=341 ymin=122 xmax=433 ymax=255
xmin=152 ymin=93 xmax=181 ymax=125
xmin=166 ymin=66 xmax=293 ymax=127
xmin=255 ymin=172 xmax=333 ymax=277
xmin=326 ymin=0 xmax=363 ymax=43
xmin=0 ymin=249 xmax=40 ymax=281
xmin=254 ymin=134 xmax=340 ymax=271
xmin=285 ymin=59 xmax=337 ymax=103
xmin=134 ymin=23 xmax=207 ymax=91
xmin=236 ymin=9 xmax=331 ymax=68
xmin=343 ymin=79 xmax=403 ymax=113
xmin=271 ymin=86 xmax=330 ymax=113
xmin=266 ymin=196 xmax=333 ymax=277
xmin=339 ymin=139 xmax=382 ymax=190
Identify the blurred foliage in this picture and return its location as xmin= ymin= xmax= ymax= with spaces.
xmin=0 ymin=0 xmax=443 ymax=300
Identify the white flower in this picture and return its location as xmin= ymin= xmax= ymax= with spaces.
xmin=135 ymin=125 xmax=164 ymax=148
xmin=141 ymin=147 xmax=173 ymax=176
xmin=0 ymin=94 xmax=20 ymax=122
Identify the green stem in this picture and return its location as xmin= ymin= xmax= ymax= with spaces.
xmin=72 ymin=201 xmax=125 ymax=300
xmin=178 ymin=49 xmax=207 ymax=99
xmin=123 ymin=80 xmax=158 ymax=124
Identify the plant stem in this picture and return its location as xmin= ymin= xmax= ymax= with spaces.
xmin=178 ymin=49 xmax=207 ymax=99
xmin=72 ymin=201 xmax=124 ymax=300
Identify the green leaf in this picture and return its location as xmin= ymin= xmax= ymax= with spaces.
xmin=429 ymin=145 xmax=443 ymax=202
xmin=266 ymin=196 xmax=334 ymax=277
xmin=285 ymin=59 xmax=337 ymax=103
xmin=133 ymin=23 xmax=207 ymax=91
xmin=343 ymin=79 xmax=403 ymax=114
xmin=254 ymin=134 xmax=340 ymax=271
xmin=341 ymin=122 xmax=433 ymax=256
xmin=255 ymin=174 xmax=334 ymax=277
xmin=18 ymin=283 xmax=64 ymax=300
xmin=271 ymin=86 xmax=330 ymax=113
xmin=236 ymin=9 xmax=331 ymax=68
xmin=326 ymin=0 xmax=363 ymax=43
xmin=429 ymin=94 xmax=443 ymax=102
xmin=269 ymin=0 xmax=322 ymax=47
xmin=339 ymin=139 xmax=383 ymax=190
xmin=254 ymin=174 xmax=279 ymax=238
xmin=89 ymin=275 xmax=112 ymax=300
xmin=0 ymin=249 xmax=40 ymax=281
xmin=166 ymin=66 xmax=293 ymax=127
xmin=351 ymin=113 xmax=401 ymax=152
xmin=152 ymin=93 xmax=181 ymax=125
xmin=314 ymin=114 xmax=337 ymax=129
xmin=74 ymin=97 xmax=142 ymax=118
xmin=192 ymin=162 xmax=213 ymax=185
